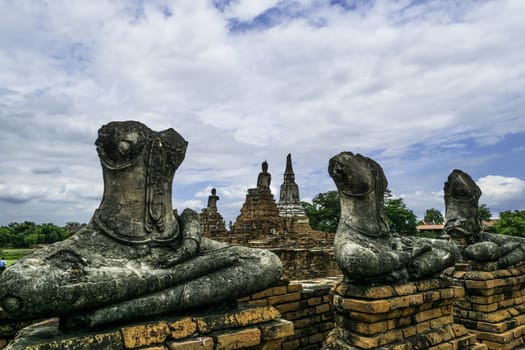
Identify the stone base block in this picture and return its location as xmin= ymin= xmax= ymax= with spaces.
xmin=323 ymin=278 xmax=486 ymax=350
xmin=0 ymin=319 xmax=38 ymax=346
xmin=3 ymin=305 xmax=293 ymax=350
xmin=445 ymin=263 xmax=525 ymax=350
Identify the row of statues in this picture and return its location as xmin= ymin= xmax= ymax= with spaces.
xmin=0 ymin=121 xmax=522 ymax=332
xmin=329 ymin=151 xmax=525 ymax=284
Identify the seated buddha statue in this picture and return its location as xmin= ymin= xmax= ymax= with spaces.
xmin=329 ymin=151 xmax=460 ymax=284
xmin=257 ymin=161 xmax=271 ymax=190
xmin=444 ymin=169 xmax=525 ymax=269
xmin=0 ymin=121 xmax=282 ymax=329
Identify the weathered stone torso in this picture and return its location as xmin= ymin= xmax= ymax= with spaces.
xmin=0 ymin=121 xmax=282 ymax=330
xmin=329 ymin=151 xmax=460 ymax=284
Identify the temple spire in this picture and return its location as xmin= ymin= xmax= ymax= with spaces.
xmin=283 ymin=153 xmax=295 ymax=183
xmin=279 ymin=153 xmax=300 ymax=204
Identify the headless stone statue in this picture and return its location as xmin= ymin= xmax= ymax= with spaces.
xmin=0 ymin=121 xmax=282 ymax=329
xmin=329 ymin=152 xmax=460 ymax=284
xmin=207 ymin=188 xmax=219 ymax=211
xmin=257 ymin=161 xmax=271 ymax=190
xmin=444 ymin=169 xmax=525 ymax=269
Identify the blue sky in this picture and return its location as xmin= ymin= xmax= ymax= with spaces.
xmin=0 ymin=0 xmax=524 ymax=226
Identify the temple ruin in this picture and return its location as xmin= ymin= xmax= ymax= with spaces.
xmin=4 ymin=127 xmax=525 ymax=350
xmin=203 ymin=155 xmax=339 ymax=280
xmin=200 ymin=188 xmax=227 ymax=237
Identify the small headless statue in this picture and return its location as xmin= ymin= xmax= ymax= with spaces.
xmin=444 ymin=169 xmax=525 ymax=270
xmin=0 ymin=121 xmax=282 ymax=329
xmin=329 ymin=152 xmax=460 ymax=284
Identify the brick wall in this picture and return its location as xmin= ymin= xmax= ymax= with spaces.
xmin=1 ymin=306 xmax=294 ymax=350
xmin=240 ymin=278 xmax=339 ymax=350
xmin=445 ymin=263 xmax=525 ymax=350
xmin=270 ymin=249 xmax=341 ymax=281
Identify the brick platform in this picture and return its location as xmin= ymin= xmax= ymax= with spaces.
xmin=446 ymin=263 xmax=525 ymax=350
xmin=240 ymin=278 xmax=338 ymax=349
xmin=323 ymin=278 xmax=486 ymax=350
xmin=3 ymin=305 xmax=293 ymax=350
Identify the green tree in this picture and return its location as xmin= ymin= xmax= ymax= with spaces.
xmin=478 ymin=204 xmax=492 ymax=222
xmin=423 ymin=208 xmax=444 ymax=224
xmin=493 ymin=210 xmax=525 ymax=237
xmin=302 ymin=191 xmax=340 ymax=233
xmin=9 ymin=221 xmax=36 ymax=235
xmin=384 ymin=198 xmax=418 ymax=235
xmin=23 ymin=233 xmax=41 ymax=247
xmin=302 ymin=189 xmax=418 ymax=235
xmin=0 ymin=226 xmax=13 ymax=248
xmin=0 ymin=222 xmax=77 ymax=248
xmin=7 ymin=222 xmax=36 ymax=248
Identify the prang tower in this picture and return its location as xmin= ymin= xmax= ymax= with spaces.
xmin=277 ymin=154 xmax=312 ymax=232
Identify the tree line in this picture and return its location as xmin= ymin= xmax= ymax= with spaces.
xmin=301 ymin=190 xmax=422 ymax=235
xmin=2 ymin=197 xmax=524 ymax=248
xmin=301 ymin=190 xmax=525 ymax=237
xmin=0 ymin=221 xmax=83 ymax=248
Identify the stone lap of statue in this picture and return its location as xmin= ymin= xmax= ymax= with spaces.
xmin=0 ymin=121 xmax=282 ymax=329
xmin=329 ymin=152 xmax=460 ymax=284
xmin=444 ymin=169 xmax=525 ymax=269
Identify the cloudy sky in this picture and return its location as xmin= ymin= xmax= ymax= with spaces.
xmin=1 ymin=0 xmax=524 ymax=226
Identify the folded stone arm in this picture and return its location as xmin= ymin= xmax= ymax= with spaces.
xmin=408 ymin=238 xmax=459 ymax=278
xmin=158 ymin=208 xmax=201 ymax=268
xmin=334 ymin=238 xmax=411 ymax=283
xmin=464 ymin=233 xmax=525 ymax=268
xmin=335 ymin=234 xmax=460 ymax=283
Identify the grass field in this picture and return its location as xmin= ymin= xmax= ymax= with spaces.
xmin=0 ymin=248 xmax=33 ymax=266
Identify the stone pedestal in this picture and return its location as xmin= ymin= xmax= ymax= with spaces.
xmin=0 ymin=320 xmax=36 ymax=349
xmin=3 ymin=305 xmax=293 ymax=350
xmin=324 ymin=278 xmax=486 ymax=350
xmin=277 ymin=203 xmax=314 ymax=236
xmin=446 ymin=263 xmax=525 ymax=350
xmin=200 ymin=208 xmax=227 ymax=237
xmin=231 ymin=188 xmax=284 ymax=239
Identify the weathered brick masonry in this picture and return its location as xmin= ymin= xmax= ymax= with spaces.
xmin=269 ymin=249 xmax=340 ymax=281
xmin=239 ymin=278 xmax=339 ymax=350
xmin=1 ymin=305 xmax=293 ymax=350
xmin=445 ymin=263 xmax=525 ymax=350
xmin=324 ymin=278 xmax=487 ymax=350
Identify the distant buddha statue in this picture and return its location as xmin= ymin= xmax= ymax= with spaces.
xmin=257 ymin=160 xmax=271 ymax=190
xmin=0 ymin=121 xmax=282 ymax=329
xmin=207 ymin=188 xmax=219 ymax=211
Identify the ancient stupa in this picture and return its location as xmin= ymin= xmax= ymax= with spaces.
xmin=231 ymin=161 xmax=283 ymax=238
xmin=277 ymin=153 xmax=313 ymax=233
xmin=200 ymin=188 xmax=227 ymax=237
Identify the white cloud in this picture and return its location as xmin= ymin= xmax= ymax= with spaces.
xmin=397 ymin=190 xmax=445 ymax=220
xmin=1 ymin=0 xmax=524 ymax=225
xmin=477 ymin=175 xmax=525 ymax=206
xmin=174 ymin=199 xmax=204 ymax=213
xmin=222 ymin=0 xmax=282 ymax=21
